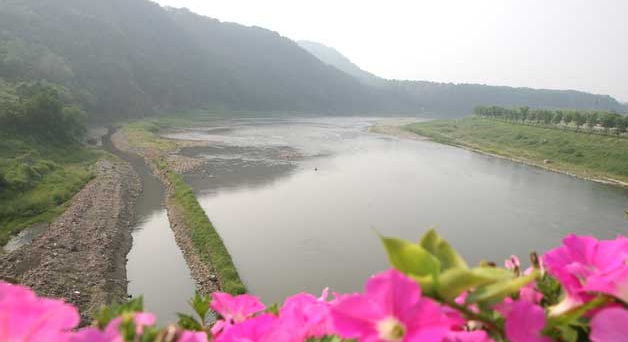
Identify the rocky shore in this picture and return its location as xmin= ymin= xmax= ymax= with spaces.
xmin=0 ymin=158 xmax=141 ymax=324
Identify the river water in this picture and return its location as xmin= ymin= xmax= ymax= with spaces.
xmin=164 ymin=117 xmax=628 ymax=305
xmin=102 ymin=132 xmax=196 ymax=324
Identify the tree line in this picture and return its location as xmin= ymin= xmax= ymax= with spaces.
xmin=0 ymin=82 xmax=87 ymax=142
xmin=473 ymin=105 xmax=628 ymax=135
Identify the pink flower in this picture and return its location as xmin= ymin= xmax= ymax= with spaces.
xmin=543 ymin=234 xmax=628 ymax=313
xmin=443 ymin=331 xmax=496 ymax=342
xmin=505 ymin=255 xmax=521 ymax=272
xmin=69 ymin=328 xmax=112 ymax=342
xmin=214 ymin=313 xmax=276 ymax=342
xmin=105 ymin=312 xmax=156 ymax=340
xmin=590 ymin=307 xmax=628 ymax=342
xmin=0 ymin=282 xmax=79 ymax=342
xmin=495 ymin=300 xmax=552 ymax=342
xmin=71 ymin=312 xmax=156 ymax=342
xmin=278 ymin=291 xmax=334 ymax=339
xmin=211 ymin=292 xmax=265 ymax=336
xmin=178 ymin=331 xmax=209 ymax=342
xmin=331 ymin=268 xmax=451 ymax=342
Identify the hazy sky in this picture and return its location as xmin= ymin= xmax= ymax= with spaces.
xmin=153 ymin=0 xmax=628 ymax=101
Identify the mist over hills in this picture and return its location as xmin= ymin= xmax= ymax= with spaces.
xmin=298 ymin=41 xmax=627 ymax=116
xmin=0 ymin=0 xmax=624 ymax=123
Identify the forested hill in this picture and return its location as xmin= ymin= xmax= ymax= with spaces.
xmin=0 ymin=0 xmax=624 ymax=123
xmin=298 ymin=41 xmax=627 ymax=115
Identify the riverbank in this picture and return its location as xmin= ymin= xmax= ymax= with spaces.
xmin=396 ymin=117 xmax=628 ymax=188
xmin=111 ymin=119 xmax=246 ymax=295
xmin=0 ymin=158 xmax=140 ymax=324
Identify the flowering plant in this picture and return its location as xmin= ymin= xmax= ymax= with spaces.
xmin=2 ymin=229 xmax=628 ymax=342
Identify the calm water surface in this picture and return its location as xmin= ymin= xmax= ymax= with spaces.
xmin=166 ymin=117 xmax=628 ymax=305
xmin=103 ymin=133 xmax=196 ymax=324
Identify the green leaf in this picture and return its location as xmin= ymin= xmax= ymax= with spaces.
xmin=380 ymin=236 xmax=441 ymax=278
xmin=437 ymin=267 xmax=514 ymax=301
xmin=176 ymin=312 xmax=204 ymax=331
xmin=466 ymin=269 xmax=540 ymax=304
xmin=410 ymin=274 xmax=436 ymax=295
xmin=93 ymin=297 xmax=144 ymax=329
xmin=419 ymin=228 xmax=468 ymax=271
xmin=189 ymin=292 xmax=211 ymax=322
xmin=557 ymin=326 xmax=578 ymax=342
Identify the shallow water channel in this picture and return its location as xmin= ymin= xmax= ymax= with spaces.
xmin=103 ymin=132 xmax=196 ymax=324
xmin=164 ymin=117 xmax=628 ymax=305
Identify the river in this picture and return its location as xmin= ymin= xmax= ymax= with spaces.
xmin=163 ymin=117 xmax=628 ymax=305
xmin=102 ymin=131 xmax=196 ymax=324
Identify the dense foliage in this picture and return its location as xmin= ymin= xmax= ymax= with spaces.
xmin=474 ymin=106 xmax=628 ymax=134
xmin=0 ymin=0 xmax=624 ymax=123
xmin=4 ymin=229 xmax=628 ymax=342
xmin=0 ymin=82 xmax=94 ymax=245
xmin=0 ymin=82 xmax=87 ymax=142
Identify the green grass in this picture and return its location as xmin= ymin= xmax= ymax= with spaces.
xmin=0 ymin=133 xmax=100 ymax=245
xmin=405 ymin=117 xmax=628 ymax=184
xmin=164 ymin=163 xmax=246 ymax=295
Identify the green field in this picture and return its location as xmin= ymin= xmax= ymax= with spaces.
xmin=0 ymin=133 xmax=99 ymax=245
xmin=405 ymin=117 xmax=628 ymax=185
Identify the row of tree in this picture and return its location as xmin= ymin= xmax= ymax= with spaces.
xmin=0 ymin=82 xmax=87 ymax=142
xmin=473 ymin=105 xmax=628 ymax=134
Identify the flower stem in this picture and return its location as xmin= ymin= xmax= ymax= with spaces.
xmin=446 ymin=301 xmax=505 ymax=338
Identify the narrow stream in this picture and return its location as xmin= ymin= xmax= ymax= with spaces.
xmin=102 ymin=130 xmax=196 ymax=325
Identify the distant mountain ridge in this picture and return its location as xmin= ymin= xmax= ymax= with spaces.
xmin=298 ymin=41 xmax=627 ymax=115
xmin=0 ymin=0 xmax=624 ymax=123
xmin=297 ymin=41 xmax=383 ymax=86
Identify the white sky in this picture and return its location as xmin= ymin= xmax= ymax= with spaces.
xmin=154 ymin=0 xmax=628 ymax=101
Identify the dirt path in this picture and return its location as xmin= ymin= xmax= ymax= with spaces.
xmin=0 ymin=158 xmax=140 ymax=324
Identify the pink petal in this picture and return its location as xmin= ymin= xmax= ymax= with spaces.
xmin=590 ymin=307 xmax=628 ymax=342
xmin=214 ymin=313 xmax=276 ymax=342
xmin=404 ymin=298 xmax=451 ymax=342
xmin=496 ymin=300 xmax=552 ymax=342
xmin=211 ymin=292 xmax=265 ymax=323
xmin=0 ymin=282 xmax=80 ymax=342
xmin=443 ymin=330 xmax=496 ymax=342
xmin=177 ymin=331 xmax=209 ymax=342
xmin=69 ymin=328 xmax=111 ymax=342
xmin=365 ymin=268 xmax=421 ymax=318
xmin=330 ymin=294 xmax=382 ymax=339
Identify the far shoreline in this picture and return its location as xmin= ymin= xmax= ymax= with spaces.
xmin=370 ymin=119 xmax=628 ymax=189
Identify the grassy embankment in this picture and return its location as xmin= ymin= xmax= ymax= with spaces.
xmin=405 ymin=117 xmax=628 ymax=185
xmin=0 ymin=133 xmax=100 ymax=245
xmin=122 ymin=117 xmax=246 ymax=295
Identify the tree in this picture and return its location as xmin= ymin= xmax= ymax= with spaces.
xmin=552 ymin=111 xmax=563 ymax=125
xmin=519 ymin=106 xmax=530 ymax=122
xmin=586 ymin=112 xmax=599 ymax=131
xmin=615 ymin=115 xmax=627 ymax=135
xmin=563 ymin=112 xmax=573 ymax=127
xmin=573 ymin=112 xmax=586 ymax=131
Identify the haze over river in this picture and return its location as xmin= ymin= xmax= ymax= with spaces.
xmin=166 ymin=117 xmax=628 ymax=305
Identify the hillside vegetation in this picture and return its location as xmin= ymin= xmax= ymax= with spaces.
xmin=0 ymin=0 xmax=624 ymax=124
xmin=298 ymin=41 xmax=627 ymax=116
xmin=0 ymin=82 xmax=97 ymax=246
xmin=405 ymin=118 xmax=628 ymax=184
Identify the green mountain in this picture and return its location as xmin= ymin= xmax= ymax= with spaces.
xmin=0 ymin=0 xmax=624 ymax=123
xmin=298 ymin=41 xmax=627 ymax=115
